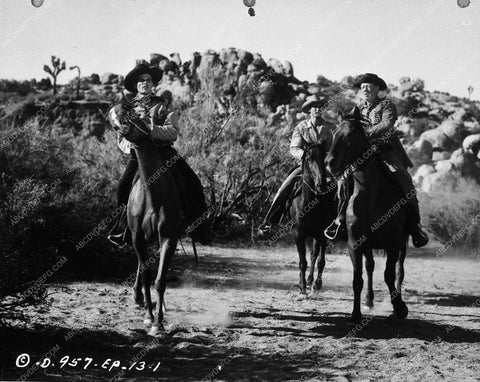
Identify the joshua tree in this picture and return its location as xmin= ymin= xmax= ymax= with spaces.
xmin=43 ymin=55 xmax=66 ymax=95
xmin=468 ymin=85 xmax=474 ymax=99
xmin=69 ymin=65 xmax=81 ymax=99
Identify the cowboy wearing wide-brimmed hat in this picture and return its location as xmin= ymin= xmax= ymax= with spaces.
xmin=108 ymin=63 xmax=210 ymax=246
xmin=324 ymin=73 xmax=428 ymax=247
xmin=259 ymin=94 xmax=333 ymax=233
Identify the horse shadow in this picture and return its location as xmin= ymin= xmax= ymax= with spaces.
xmin=231 ymin=308 xmax=480 ymax=343
xmin=420 ymin=292 xmax=480 ymax=307
xmin=0 ymin=323 xmax=337 ymax=382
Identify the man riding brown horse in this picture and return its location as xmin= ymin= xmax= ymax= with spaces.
xmin=259 ymin=95 xmax=333 ymax=233
xmin=324 ymin=73 xmax=428 ymax=248
xmin=107 ymin=63 xmax=210 ymax=246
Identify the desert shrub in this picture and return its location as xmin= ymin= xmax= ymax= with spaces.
xmin=0 ymin=108 xmax=123 ymax=317
xmin=419 ymin=175 xmax=480 ymax=255
xmin=178 ymin=75 xmax=292 ymax=240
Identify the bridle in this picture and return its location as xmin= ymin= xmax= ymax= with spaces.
xmin=108 ymin=99 xmax=151 ymax=138
xmin=302 ymin=143 xmax=336 ymax=197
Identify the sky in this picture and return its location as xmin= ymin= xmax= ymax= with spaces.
xmin=0 ymin=0 xmax=479 ymax=99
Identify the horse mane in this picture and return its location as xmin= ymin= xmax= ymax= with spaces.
xmin=302 ymin=143 xmax=328 ymax=194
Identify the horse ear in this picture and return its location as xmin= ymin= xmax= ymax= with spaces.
xmin=337 ymin=110 xmax=345 ymax=122
xmin=351 ymin=106 xmax=361 ymax=121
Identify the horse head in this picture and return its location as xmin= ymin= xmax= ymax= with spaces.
xmin=326 ymin=106 xmax=369 ymax=176
xmin=107 ymin=96 xmax=151 ymax=144
xmin=302 ymin=142 xmax=327 ymax=193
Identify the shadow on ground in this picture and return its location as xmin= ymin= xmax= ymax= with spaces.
xmin=0 ymin=324 xmax=336 ymax=382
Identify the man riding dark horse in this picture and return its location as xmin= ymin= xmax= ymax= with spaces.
xmin=107 ymin=63 xmax=210 ymax=246
xmin=259 ymin=95 xmax=333 ymax=233
xmin=324 ymin=73 xmax=429 ymax=248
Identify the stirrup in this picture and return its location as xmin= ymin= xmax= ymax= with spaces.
xmin=411 ymin=227 xmax=429 ymax=248
xmin=107 ymin=233 xmax=126 ymax=248
xmin=324 ymin=221 xmax=347 ymax=241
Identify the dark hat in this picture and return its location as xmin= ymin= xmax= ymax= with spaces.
xmin=301 ymin=95 xmax=328 ymax=113
xmin=124 ymin=64 xmax=163 ymax=93
xmin=352 ymin=73 xmax=387 ymax=90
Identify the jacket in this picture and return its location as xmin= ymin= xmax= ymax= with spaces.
xmin=289 ymin=119 xmax=333 ymax=162
xmin=117 ymin=93 xmax=180 ymax=155
xmin=360 ymin=97 xmax=413 ymax=169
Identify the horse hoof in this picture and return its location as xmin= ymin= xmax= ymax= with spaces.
xmin=349 ymin=314 xmax=363 ymax=325
xmin=364 ymin=300 xmax=374 ymax=309
xmin=148 ymin=324 xmax=165 ymax=337
xmin=312 ymin=280 xmax=322 ymax=291
xmin=393 ymin=301 xmax=408 ymax=319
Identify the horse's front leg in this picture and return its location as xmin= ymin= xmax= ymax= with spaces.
xmin=133 ymin=263 xmax=144 ymax=307
xmin=364 ymin=248 xmax=374 ymax=308
xmin=307 ymin=238 xmax=320 ymax=286
xmin=132 ymin=232 xmax=154 ymax=325
xmin=149 ymin=235 xmax=177 ymax=336
xmin=396 ymin=236 xmax=407 ymax=292
xmin=385 ymin=249 xmax=408 ymax=319
xmin=295 ymin=231 xmax=308 ymax=294
xmin=350 ymin=248 xmax=364 ymax=323
xmin=313 ymin=237 xmax=326 ymax=291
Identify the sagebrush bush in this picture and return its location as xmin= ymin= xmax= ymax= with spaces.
xmin=178 ymin=70 xmax=293 ymax=240
xmin=0 ymin=105 xmax=123 ymax=313
xmin=419 ymin=174 xmax=480 ymax=254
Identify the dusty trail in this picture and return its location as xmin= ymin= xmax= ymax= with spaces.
xmin=1 ymin=245 xmax=479 ymax=381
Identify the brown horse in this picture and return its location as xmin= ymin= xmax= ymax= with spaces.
xmin=108 ymin=99 xmax=182 ymax=336
xmin=326 ymin=107 xmax=409 ymax=323
xmin=289 ymin=143 xmax=337 ymax=294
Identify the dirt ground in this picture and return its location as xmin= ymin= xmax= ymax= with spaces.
xmin=1 ymin=243 xmax=479 ymax=381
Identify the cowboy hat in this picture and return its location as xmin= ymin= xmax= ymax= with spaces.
xmin=301 ymin=95 xmax=328 ymax=113
xmin=352 ymin=73 xmax=387 ymax=90
xmin=124 ymin=64 xmax=163 ymax=93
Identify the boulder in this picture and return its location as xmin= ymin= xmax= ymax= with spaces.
xmin=450 ymin=148 xmax=477 ymax=176
xmin=419 ymin=126 xmax=457 ymax=151
xmin=150 ymin=53 xmax=169 ymax=67
xmin=251 ymin=57 xmax=267 ymax=72
xmin=462 ymin=134 xmax=480 ymax=155
xmin=100 ymin=72 xmax=117 ymax=85
xmin=268 ymin=58 xmax=284 ymax=74
xmin=238 ymin=50 xmax=254 ymax=64
xmin=169 ymin=52 xmax=182 ymax=67
xmin=257 ymin=80 xmax=276 ymax=107
xmin=90 ymin=73 xmax=100 ymax=84
xmin=412 ymin=163 xmax=435 ymax=185
xmin=440 ymin=120 xmax=468 ymax=144
xmin=432 ymin=151 xmax=451 ymax=161
xmin=284 ymin=61 xmax=294 ymax=77
xmin=464 ymin=121 xmax=480 ymax=134
xmin=406 ymin=138 xmax=433 ymax=168
xmin=307 ymin=84 xmax=321 ymax=95
xmin=435 ymin=159 xmax=453 ymax=173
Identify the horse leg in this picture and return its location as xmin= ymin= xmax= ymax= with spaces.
xmin=132 ymin=232 xmax=154 ymax=325
xmin=307 ymin=238 xmax=319 ymax=286
xmin=396 ymin=236 xmax=407 ymax=292
xmin=133 ymin=263 xmax=144 ymax=307
xmin=364 ymin=248 xmax=374 ymax=308
xmin=385 ymin=249 xmax=408 ymax=319
xmin=313 ymin=237 xmax=326 ymax=291
xmin=295 ymin=231 xmax=308 ymax=294
xmin=350 ymin=249 xmax=364 ymax=323
xmin=149 ymin=236 xmax=178 ymax=336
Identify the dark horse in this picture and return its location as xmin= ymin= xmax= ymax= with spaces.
xmin=326 ymin=107 xmax=408 ymax=322
xmin=108 ymin=99 xmax=182 ymax=336
xmin=289 ymin=143 xmax=336 ymax=294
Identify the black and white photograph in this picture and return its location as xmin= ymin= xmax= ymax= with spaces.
xmin=0 ymin=0 xmax=479 ymax=381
